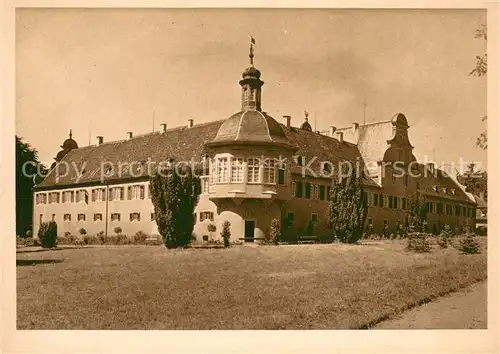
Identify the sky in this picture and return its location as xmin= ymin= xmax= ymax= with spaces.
xmin=16 ymin=8 xmax=487 ymax=170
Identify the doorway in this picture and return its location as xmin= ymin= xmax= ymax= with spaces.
xmin=244 ymin=220 xmax=255 ymax=242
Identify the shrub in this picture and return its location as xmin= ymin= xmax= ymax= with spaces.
xmin=406 ymin=232 xmax=431 ymax=253
xmin=83 ymin=235 xmax=100 ymax=245
xmin=438 ymin=225 xmax=453 ymax=248
xmin=114 ymin=226 xmax=122 ymax=235
xmin=134 ymin=231 xmax=148 ymax=245
xmin=112 ymin=234 xmax=130 ymax=245
xmin=221 ymin=221 xmax=231 ymax=248
xmin=38 ymin=221 xmax=58 ymax=248
xmin=269 ymin=218 xmax=281 ymax=245
xmin=79 ymin=228 xmax=87 ymax=236
xmin=459 ymin=233 xmax=480 ymax=254
xmin=475 ymin=226 xmax=487 ymax=236
xmin=25 ymin=230 xmax=32 ymax=238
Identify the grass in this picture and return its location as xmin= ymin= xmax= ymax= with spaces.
xmin=16 ymin=238 xmax=487 ymax=329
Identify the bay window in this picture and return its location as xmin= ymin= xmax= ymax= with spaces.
xmin=231 ymin=158 xmax=244 ymax=183
xmin=247 ymin=158 xmax=260 ymax=183
xmin=217 ymin=157 xmax=229 ymax=183
xmin=263 ymin=158 xmax=276 ymax=184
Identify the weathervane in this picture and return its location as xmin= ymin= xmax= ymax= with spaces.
xmin=249 ymin=36 xmax=255 ymax=65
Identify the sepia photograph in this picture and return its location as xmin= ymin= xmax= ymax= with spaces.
xmin=6 ymin=5 xmax=497 ymax=350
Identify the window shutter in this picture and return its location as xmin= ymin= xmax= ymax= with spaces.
xmin=102 ymin=189 xmax=106 ymax=201
xmin=92 ymin=190 xmax=96 ymax=202
xmin=120 ymin=187 xmax=124 ymax=200
xmin=128 ymin=186 xmax=132 ymax=200
xmin=109 ymin=188 xmax=114 ymax=201
xmin=140 ymin=186 xmax=145 ymax=199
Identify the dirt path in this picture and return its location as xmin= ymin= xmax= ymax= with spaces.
xmin=375 ymin=281 xmax=487 ymax=329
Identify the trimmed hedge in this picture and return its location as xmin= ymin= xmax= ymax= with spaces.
xmin=38 ymin=221 xmax=58 ymax=248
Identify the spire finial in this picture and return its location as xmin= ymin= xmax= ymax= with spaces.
xmin=304 ymin=110 xmax=309 ymax=121
xmin=249 ymin=36 xmax=255 ymax=65
xmin=69 ymin=129 xmax=72 ymax=139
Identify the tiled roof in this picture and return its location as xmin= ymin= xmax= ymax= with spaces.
xmin=36 ymin=118 xmax=370 ymax=189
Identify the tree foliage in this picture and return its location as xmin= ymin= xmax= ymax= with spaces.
xmin=149 ymin=164 xmax=201 ymax=248
xmin=16 ymin=136 xmax=46 ymax=237
xmin=221 ymin=220 xmax=231 ymax=248
xmin=470 ymin=24 xmax=487 ymax=150
xmin=327 ymin=173 xmax=367 ymax=243
xmin=405 ymin=193 xmax=429 ymax=232
xmin=38 ymin=221 xmax=58 ymax=248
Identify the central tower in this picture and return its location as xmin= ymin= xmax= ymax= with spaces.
xmin=239 ymin=37 xmax=264 ymax=111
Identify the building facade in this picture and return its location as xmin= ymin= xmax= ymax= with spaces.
xmin=33 ymin=46 xmax=477 ymax=242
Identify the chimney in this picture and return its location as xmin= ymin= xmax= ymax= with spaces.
xmin=188 ymin=119 xmax=194 ymax=128
xmin=353 ymin=122 xmax=359 ymax=131
xmin=336 ymin=131 xmax=344 ymax=143
xmin=329 ymin=126 xmax=336 ymax=137
xmin=283 ymin=115 xmax=291 ymax=128
xmin=127 ymin=132 xmax=133 ymax=139
xmin=96 ymin=136 xmax=103 ymax=145
xmin=160 ymin=123 xmax=167 ymax=133
xmin=426 ymin=162 xmax=435 ymax=175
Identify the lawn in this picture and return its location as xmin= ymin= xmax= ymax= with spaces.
xmin=16 ymin=238 xmax=487 ymax=329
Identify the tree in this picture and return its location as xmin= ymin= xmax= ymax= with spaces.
xmin=327 ymin=173 xmax=368 ymax=243
xmin=221 ymin=221 xmax=231 ymax=248
xmin=16 ymin=136 xmax=46 ymax=237
xmin=457 ymin=162 xmax=487 ymax=201
xmin=269 ymin=218 xmax=281 ymax=245
xmin=150 ymin=163 xmax=201 ymax=248
xmin=470 ymin=24 xmax=487 ymax=150
xmin=38 ymin=221 xmax=57 ymax=248
xmin=405 ymin=192 xmax=429 ymax=232
xmin=207 ymin=223 xmax=216 ymax=241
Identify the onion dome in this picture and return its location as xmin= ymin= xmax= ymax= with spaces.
xmin=300 ymin=111 xmax=313 ymax=132
xmin=242 ymin=66 xmax=261 ymax=79
xmin=61 ymin=129 xmax=78 ymax=150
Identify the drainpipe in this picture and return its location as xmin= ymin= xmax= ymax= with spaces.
xmin=105 ymin=182 xmax=109 ymax=237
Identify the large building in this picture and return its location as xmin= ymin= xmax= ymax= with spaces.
xmin=33 ymin=45 xmax=477 ymax=242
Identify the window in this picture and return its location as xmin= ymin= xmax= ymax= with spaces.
xmin=291 ymin=182 xmax=296 ymax=196
xmin=151 ymin=212 xmax=155 ymax=221
xmin=402 ymin=197 xmax=407 ymax=210
xmin=404 ymin=175 xmax=409 ymax=186
xmin=62 ymin=191 xmax=74 ymax=203
xmin=109 ymin=187 xmax=124 ymax=201
xmin=389 ymin=196 xmax=393 ymax=208
xmin=437 ymin=203 xmax=443 ymax=214
xmin=210 ymin=159 xmax=217 ymax=184
xmin=394 ymin=197 xmax=398 ymax=209
xmin=49 ymin=192 xmax=60 ymax=204
xmin=94 ymin=213 xmax=103 ymax=222
xmin=92 ymin=188 xmax=106 ymax=202
xmin=130 ymin=212 xmax=141 ymax=222
xmin=111 ymin=213 xmax=121 ymax=222
xmin=77 ymin=213 xmax=86 ymax=222
xmin=311 ymin=213 xmax=318 ymax=224
xmin=37 ymin=193 xmax=47 ymax=204
xmin=52 ymin=214 xmax=56 ymax=221
xmin=319 ymin=185 xmax=326 ymax=201
xmin=231 ymin=158 xmax=244 ymax=183
xmin=305 ymin=183 xmax=311 ymax=199
xmin=322 ymin=162 xmax=332 ymax=174
xmin=374 ymin=194 xmax=379 ymax=207
xmin=367 ymin=192 xmax=374 ymax=206
xmin=383 ymin=219 xmax=388 ymax=227
xmin=76 ymin=189 xmax=88 ymax=203
xmin=247 ymin=158 xmax=260 ymax=183
xmin=428 ymin=202 xmax=433 ymax=213
xmin=462 ymin=206 xmax=466 ymax=216
xmin=368 ymin=217 xmax=373 ymax=227
xmin=201 ymin=177 xmax=209 ymax=193
xmin=313 ymin=185 xmax=319 ymax=199
xmin=363 ymin=192 xmax=368 ymax=204
xmin=63 ymin=214 xmax=71 ymax=221
xmin=286 ymin=212 xmax=295 ymax=223
xmin=217 ymin=157 xmax=229 ymax=183
xmin=278 ymin=165 xmax=285 ymax=185
xmin=327 ymin=186 xmax=331 ymax=201
xmin=296 ymin=181 xmax=303 ymax=198
xmin=455 ymin=205 xmax=460 ymax=216
xmin=127 ymin=185 xmax=145 ymax=200
xmin=200 ymin=211 xmax=214 ymax=222
xmin=263 ymin=159 xmax=276 ymax=184
xmin=148 ymin=185 xmax=151 ymax=199
xmin=297 ymin=156 xmax=303 ymax=166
